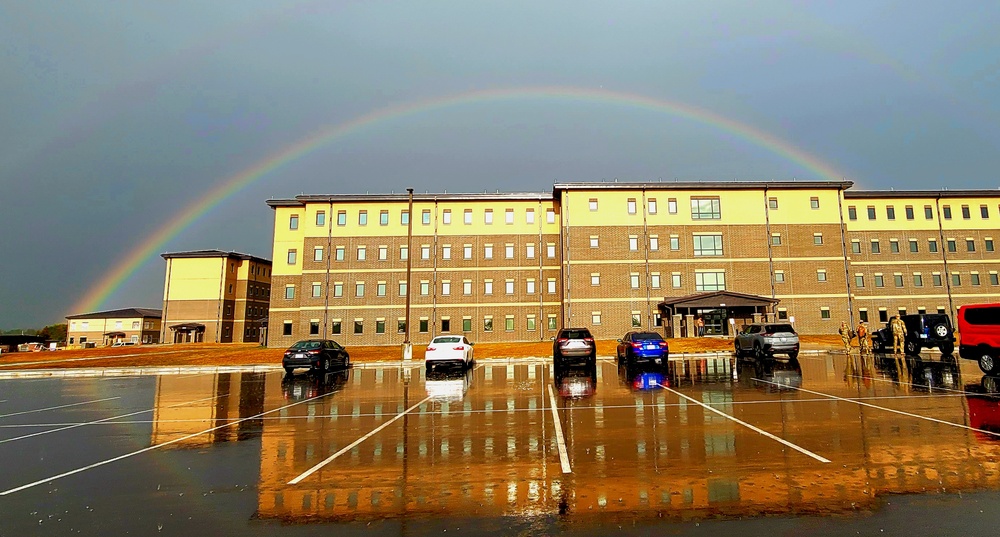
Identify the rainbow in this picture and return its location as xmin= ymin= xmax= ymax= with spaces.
xmin=70 ymin=85 xmax=852 ymax=314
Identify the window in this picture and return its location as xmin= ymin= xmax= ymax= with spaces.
xmin=627 ymin=198 xmax=637 ymax=214
xmin=952 ymin=273 xmax=961 ymax=286
xmin=848 ymin=206 xmax=857 ymax=220
xmin=312 ymin=283 xmax=322 ymax=298
xmin=400 ymin=210 xmax=409 ymax=225
xmin=463 ymin=280 xmax=472 ymax=295
xmin=859 ymin=309 xmax=869 ymax=323
xmin=671 ymin=273 xmax=681 ymax=288
xmin=775 ymin=270 xmax=785 ymax=283
xmin=358 ymin=211 xmax=368 ymax=225
xmin=648 ymin=198 xmax=657 ymax=214
xmin=982 ymin=205 xmax=990 ymax=219
xmin=375 ymin=320 xmax=386 ymax=334
xmin=770 ymin=233 xmax=782 ymax=246
xmin=928 ymin=239 xmax=938 ymax=253
xmin=817 ymin=269 xmax=827 ymax=282
xmin=971 ymin=272 xmax=981 ymax=286
xmin=378 ymin=246 xmax=387 ymax=260
xmin=419 ymin=281 xmax=429 ymax=295
xmin=505 ymin=316 xmax=515 ymax=331
xmin=283 ymin=322 xmax=292 ymax=336
xmin=526 ymin=244 xmax=535 ymax=258
xmin=855 ymin=274 xmax=865 ymax=287
xmin=905 ymin=206 xmax=914 ymax=220
xmin=591 ymin=273 xmax=600 ymax=286
xmin=505 ymin=208 xmax=514 ymax=224
xmin=810 ymin=197 xmax=820 ymax=209
xmin=670 ymin=236 xmax=680 ymax=250
xmin=590 ymin=235 xmax=599 ymax=248
xmin=695 ymin=271 xmax=725 ymax=291
xmin=894 ymin=273 xmax=904 ymax=287
xmin=377 ymin=282 xmax=386 ymax=296
xmin=355 ymin=282 xmax=365 ymax=297
xmin=932 ymin=273 xmax=943 ymax=286
xmin=481 ymin=208 xmax=493 ymax=225
xmin=589 ymin=198 xmax=598 ymax=211
xmin=631 ymin=312 xmax=642 ymax=328
xmin=337 ymin=211 xmax=347 ymax=226
xmin=285 ymin=285 xmax=295 ymax=299
xmin=484 ymin=244 xmax=493 ymax=259
xmin=879 ymin=309 xmax=888 ymax=323
xmin=525 ymin=315 xmax=536 ymax=331
xmin=820 ymin=307 xmax=831 ymax=320
xmin=851 ymin=240 xmax=861 ymax=254
xmin=442 ymin=245 xmax=451 ymax=259
xmin=420 ymin=319 xmax=429 ymax=333
xmin=526 ymin=279 xmax=536 ymax=294
xmin=867 ymin=206 xmax=876 ymax=220
xmin=379 ymin=210 xmax=389 ymax=226
xmin=890 ymin=239 xmax=899 ymax=253
xmin=871 ymin=240 xmax=880 ymax=253
xmin=649 ymin=236 xmax=659 ymax=251
xmin=547 ymin=315 xmax=557 ymax=330
xmin=943 ymin=206 xmax=952 ymax=219
xmin=913 ymin=273 xmax=923 ymax=287
xmin=909 ymin=239 xmax=919 ymax=253
xmin=547 ymin=208 xmax=556 ymax=224
xmin=691 ymin=197 xmax=721 ymax=219
xmin=768 ymin=197 xmax=778 ymax=209
xmin=505 ymin=244 xmax=514 ymax=259
xmin=354 ymin=320 xmax=363 ymax=334
xmin=442 ymin=280 xmax=451 ymax=295
xmin=420 ymin=245 xmax=430 ymax=260
xmin=693 ymin=234 xmax=723 ymax=256
xmin=335 ymin=246 xmax=345 ymax=261
xmin=813 ymin=233 xmax=823 ymax=245
xmin=651 ymin=273 xmax=661 ymax=288
xmin=313 ymin=247 xmax=324 ymax=262
xmin=968 ymin=239 xmax=976 ymax=252
xmin=947 ymin=239 xmax=957 ymax=253
xmin=874 ymin=274 xmax=884 ymax=287
xmin=668 ymin=198 xmax=678 ymax=214
xmin=422 ymin=209 xmax=431 ymax=225
xmin=777 ymin=309 xmax=788 ymax=320
xmin=991 ymin=272 xmax=999 ymax=285
xmin=397 ymin=319 xmax=406 ymax=334
xmin=987 ymin=239 xmax=995 ymax=252
xmin=547 ymin=278 xmax=557 ymax=294
xmin=289 ymin=215 xmax=299 ymax=230
xmin=526 ymin=209 xmax=535 ymax=224
xmin=287 ymin=249 xmax=297 ymax=264
xmin=463 ymin=245 xmax=472 ymax=259
xmin=316 ymin=211 xmax=325 ymax=226
xmin=924 ymin=205 xmax=934 ymax=219
xmin=484 ymin=279 xmax=493 ymax=295
xmin=442 ymin=209 xmax=452 ymax=224
xmin=463 ymin=318 xmax=473 ymax=332
xmin=484 ymin=317 xmax=494 ymax=332
xmin=591 ymin=312 xmax=602 ymax=325
xmin=630 ymin=273 xmax=640 ymax=289
xmin=629 ymin=236 xmax=638 ymax=251
xmin=357 ymin=246 xmax=366 ymax=261
xmin=464 ymin=209 xmax=472 ymax=224
xmin=886 ymin=206 xmax=896 ymax=220
xmin=334 ymin=282 xmax=343 ymax=297
xmin=962 ymin=205 xmax=971 ymax=219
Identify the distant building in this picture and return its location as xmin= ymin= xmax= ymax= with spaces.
xmin=65 ymin=307 xmax=162 ymax=347
xmin=160 ymin=250 xmax=272 ymax=344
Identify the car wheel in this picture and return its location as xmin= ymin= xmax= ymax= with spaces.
xmin=754 ymin=343 xmax=764 ymax=361
xmin=323 ymin=357 xmax=331 ymax=372
xmin=933 ymin=323 xmax=950 ymax=338
xmin=904 ymin=339 xmax=919 ymax=356
xmin=978 ymin=351 xmax=998 ymax=374
xmin=734 ymin=341 xmax=742 ymax=358
xmin=284 ymin=367 xmax=295 ymax=375
xmin=939 ymin=342 xmax=955 ymax=356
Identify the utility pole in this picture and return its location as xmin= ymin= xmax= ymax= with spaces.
xmin=402 ymin=187 xmax=414 ymax=360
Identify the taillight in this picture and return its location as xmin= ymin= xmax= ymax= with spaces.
xmin=307 ymin=350 xmax=320 ymax=355
xmin=427 ymin=346 xmax=436 ymax=351
xmin=631 ymin=342 xmax=642 ymax=349
xmin=659 ymin=341 xmax=668 ymax=347
xmin=452 ymin=346 xmax=465 ymax=351
xmin=557 ymin=338 xmax=568 ymax=344
xmin=584 ymin=337 xmax=594 ymax=343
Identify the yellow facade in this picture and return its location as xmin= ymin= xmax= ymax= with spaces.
xmin=65 ymin=308 xmax=162 ymax=347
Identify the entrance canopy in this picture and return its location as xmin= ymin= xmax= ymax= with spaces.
xmin=169 ymin=323 xmax=205 ymax=332
xmin=658 ymin=291 xmax=779 ymax=337
xmin=103 ymin=331 xmax=127 ymax=337
xmin=658 ymin=290 xmax=778 ymax=311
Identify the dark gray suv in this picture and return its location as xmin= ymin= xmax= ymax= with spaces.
xmin=553 ymin=328 xmax=596 ymax=371
xmin=734 ymin=323 xmax=800 ymax=360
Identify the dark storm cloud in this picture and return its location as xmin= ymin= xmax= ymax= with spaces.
xmin=1 ymin=0 xmax=998 ymax=327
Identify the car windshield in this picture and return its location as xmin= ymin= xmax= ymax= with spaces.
xmin=290 ymin=341 xmax=322 ymax=350
xmin=632 ymin=332 xmax=663 ymax=341
xmin=433 ymin=336 xmax=462 ymax=343
xmin=561 ymin=329 xmax=591 ymax=339
xmin=765 ymin=324 xmax=795 ymax=334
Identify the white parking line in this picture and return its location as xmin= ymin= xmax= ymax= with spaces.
xmin=660 ymin=384 xmax=831 ymax=463
xmin=547 ymin=385 xmax=573 ymax=474
xmin=0 ymin=397 xmax=121 ymax=419
xmin=288 ymin=394 xmax=433 ymax=485
xmin=0 ymin=388 xmax=343 ymax=496
xmin=0 ymin=350 xmax=193 ymax=368
xmin=753 ymin=378 xmax=1000 ymax=439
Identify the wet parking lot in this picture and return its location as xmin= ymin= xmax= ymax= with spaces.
xmin=3 ymin=353 xmax=1000 ymax=536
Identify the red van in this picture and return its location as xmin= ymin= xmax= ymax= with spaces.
xmin=958 ymin=303 xmax=1000 ymax=373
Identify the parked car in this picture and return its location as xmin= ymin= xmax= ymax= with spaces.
xmin=958 ymin=303 xmax=1000 ymax=373
xmin=734 ymin=323 xmax=799 ymax=360
xmin=871 ymin=313 xmax=955 ymax=356
xmin=552 ymin=327 xmax=596 ymax=370
xmin=282 ymin=339 xmax=350 ymax=375
xmin=424 ymin=335 xmax=474 ymax=371
xmin=616 ymin=331 xmax=668 ymax=367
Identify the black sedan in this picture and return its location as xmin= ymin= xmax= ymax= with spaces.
xmin=282 ymin=339 xmax=350 ymax=375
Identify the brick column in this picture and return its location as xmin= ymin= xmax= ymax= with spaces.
xmin=684 ymin=314 xmax=695 ymax=338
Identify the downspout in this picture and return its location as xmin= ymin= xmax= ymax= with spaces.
xmin=642 ymin=188 xmax=652 ymax=328
xmin=432 ymin=198 xmax=439 ymax=340
xmin=537 ymin=198 xmax=545 ymax=340
xmin=162 ymin=258 xmax=172 ymax=344
xmin=935 ymin=195 xmax=956 ymax=317
xmin=764 ymin=186 xmax=776 ymax=319
xmin=838 ymin=186 xmax=855 ymax=328
xmin=216 ymin=258 xmax=225 ymax=343
xmin=561 ymin=190 xmax=570 ymax=325
xmin=323 ymin=201 xmax=333 ymax=334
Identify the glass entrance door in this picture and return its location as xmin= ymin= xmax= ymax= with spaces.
xmin=698 ymin=308 xmax=727 ymax=335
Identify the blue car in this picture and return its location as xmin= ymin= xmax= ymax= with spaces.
xmin=616 ymin=331 xmax=669 ymax=367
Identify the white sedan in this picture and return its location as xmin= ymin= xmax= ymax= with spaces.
xmin=424 ymin=335 xmax=474 ymax=370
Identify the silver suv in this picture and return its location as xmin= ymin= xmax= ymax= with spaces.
xmin=553 ymin=328 xmax=596 ymax=370
xmin=734 ymin=323 xmax=799 ymax=360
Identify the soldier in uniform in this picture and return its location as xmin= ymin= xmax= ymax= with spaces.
xmin=890 ymin=315 xmax=906 ymax=354
xmin=838 ymin=321 xmax=853 ymax=353
xmin=856 ymin=321 xmax=871 ymax=356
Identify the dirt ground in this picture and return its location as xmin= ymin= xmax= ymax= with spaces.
xmin=0 ymin=335 xmax=845 ymax=370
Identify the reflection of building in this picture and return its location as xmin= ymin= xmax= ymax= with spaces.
xmin=65 ymin=307 xmax=161 ymax=347
xmin=251 ymin=359 xmax=1000 ymax=522
xmin=160 ymin=250 xmax=272 ymax=344
xmin=266 ymin=182 xmax=1000 ymax=345
xmin=151 ymin=372 xmax=266 ymax=446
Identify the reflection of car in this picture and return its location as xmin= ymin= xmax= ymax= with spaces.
xmin=281 ymin=370 xmax=349 ymax=401
xmin=555 ymin=367 xmax=596 ymax=399
xmin=737 ymin=357 xmax=802 ymax=392
xmin=619 ymin=363 xmax=668 ymax=391
xmin=616 ymin=331 xmax=668 ymax=367
xmin=425 ymin=368 xmax=472 ymax=401
xmin=734 ymin=323 xmax=799 ymax=360
xmin=553 ymin=327 xmax=596 ymax=370
xmin=958 ymin=303 xmax=1000 ymax=373
xmin=965 ymin=376 xmax=1000 ymax=439
xmin=873 ymin=313 xmax=955 ymax=356
xmin=282 ymin=339 xmax=350 ymax=375
xmin=907 ymin=356 xmax=961 ymax=392
xmin=424 ymin=335 xmax=474 ymax=371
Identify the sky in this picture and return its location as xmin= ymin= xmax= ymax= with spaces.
xmin=1 ymin=0 xmax=999 ymax=328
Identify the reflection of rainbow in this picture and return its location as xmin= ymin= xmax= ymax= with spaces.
xmin=70 ymin=86 xmax=851 ymax=315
